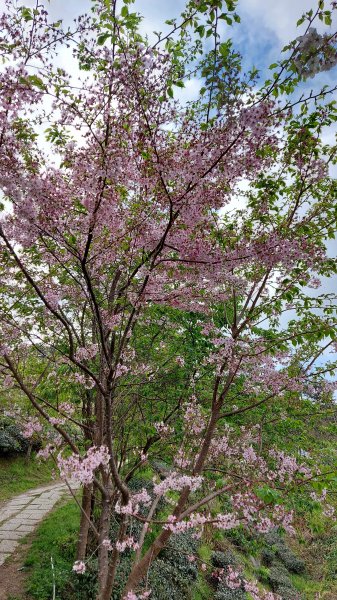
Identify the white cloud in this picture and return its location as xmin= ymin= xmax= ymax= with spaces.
xmin=238 ymin=0 xmax=337 ymax=45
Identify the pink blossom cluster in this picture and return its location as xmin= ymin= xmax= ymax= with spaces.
xmin=50 ymin=416 xmax=65 ymax=426
xmin=174 ymin=448 xmax=191 ymax=469
xmin=102 ymin=311 xmax=122 ymax=330
xmin=44 ymin=289 xmax=61 ymax=310
xmin=216 ymin=563 xmax=281 ymax=600
xmin=214 ymin=513 xmax=240 ymax=531
xmin=58 ymin=402 xmax=75 ymax=415
xmin=244 ymin=579 xmax=280 ymax=600
xmin=57 ymin=445 xmax=110 ymax=485
xmin=116 ymin=536 xmax=139 ymax=552
xmin=270 ymin=450 xmax=312 ymax=483
xmin=115 ymin=363 xmax=129 ymax=378
xmin=154 ymin=421 xmax=174 ymax=437
xmin=75 ymin=344 xmax=99 ymax=361
xmin=183 ymin=397 xmax=206 ymax=436
xmin=132 ymin=488 xmax=152 ymax=507
xmin=226 ymin=566 xmax=241 ymax=590
xmin=72 ymin=560 xmax=86 ymax=574
xmin=102 ymin=539 xmax=113 ymax=551
xmin=2 ymin=374 xmax=13 ymax=388
xmin=164 ymin=512 xmax=208 ymax=533
xmin=153 ymin=472 xmax=203 ymax=496
xmin=115 ymin=500 xmax=134 ymax=515
xmin=124 ymin=591 xmax=151 ymax=600
xmin=74 ymin=372 xmax=95 ymax=389
xmin=22 ymin=417 xmax=42 ymax=439
xmin=115 ymin=487 xmax=151 ymax=518
xmin=36 ymin=443 xmax=54 ymax=461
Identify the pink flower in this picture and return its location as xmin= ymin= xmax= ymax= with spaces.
xmin=72 ymin=560 xmax=86 ymax=574
xmin=57 ymin=446 xmax=110 ymax=485
xmin=22 ymin=418 xmax=42 ymax=439
xmin=225 ymin=566 xmax=241 ymax=590
xmin=116 ymin=536 xmax=139 ymax=552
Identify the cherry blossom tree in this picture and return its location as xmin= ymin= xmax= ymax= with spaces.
xmin=0 ymin=0 xmax=337 ymax=598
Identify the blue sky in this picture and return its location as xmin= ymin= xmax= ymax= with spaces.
xmin=2 ymin=0 xmax=335 ymax=90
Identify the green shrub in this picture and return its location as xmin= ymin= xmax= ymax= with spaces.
xmin=264 ymin=529 xmax=282 ymax=548
xmin=214 ymin=582 xmax=246 ymax=600
xmin=261 ymin=548 xmax=275 ymax=566
xmin=276 ymin=585 xmax=301 ymax=599
xmin=160 ymin=531 xmax=198 ymax=579
xmin=277 ymin=547 xmax=305 ymax=574
xmin=110 ymin=556 xmax=132 ymax=600
xmin=268 ymin=564 xmax=293 ymax=591
xmin=148 ymin=558 xmax=193 ymax=600
xmin=211 ymin=551 xmax=238 ymax=569
xmin=0 ymin=417 xmax=28 ymax=456
xmin=225 ymin=527 xmax=260 ymax=555
xmin=263 ymin=529 xmax=305 ymax=574
xmin=326 ymin=538 xmax=337 ymax=580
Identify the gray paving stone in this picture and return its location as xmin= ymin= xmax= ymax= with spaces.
xmin=0 ymin=521 xmax=23 ymax=531
xmin=0 ymin=539 xmax=18 ymax=553
xmin=16 ymin=524 xmax=35 ymax=533
xmin=0 ymin=530 xmax=22 ymax=540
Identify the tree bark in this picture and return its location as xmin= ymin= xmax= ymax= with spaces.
xmin=76 ymin=483 xmax=93 ymax=561
xmin=96 ymin=492 xmax=111 ymax=600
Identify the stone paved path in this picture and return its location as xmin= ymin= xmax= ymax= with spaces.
xmin=0 ymin=482 xmax=76 ymax=567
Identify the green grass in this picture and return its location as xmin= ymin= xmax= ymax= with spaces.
xmin=192 ymin=575 xmax=214 ymax=600
xmin=0 ymin=455 xmax=53 ymax=503
xmin=25 ymin=500 xmax=80 ymax=600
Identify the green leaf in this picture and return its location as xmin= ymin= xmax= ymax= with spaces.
xmin=97 ymin=33 xmax=110 ymax=45
xmin=256 ymin=486 xmax=282 ymax=504
xmin=26 ymin=75 xmax=46 ymax=90
xmin=21 ymin=7 xmax=33 ymax=21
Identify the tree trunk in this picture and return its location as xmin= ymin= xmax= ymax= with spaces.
xmin=96 ymin=480 xmax=112 ymax=600
xmin=76 ymin=483 xmax=93 ymax=561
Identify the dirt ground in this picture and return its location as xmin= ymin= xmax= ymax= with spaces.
xmin=0 ymin=537 xmax=32 ymax=600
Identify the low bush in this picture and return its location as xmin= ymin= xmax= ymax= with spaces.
xmin=277 ymin=546 xmax=305 ymax=574
xmin=214 ymin=587 xmax=247 ymax=600
xmin=268 ymin=563 xmax=293 ymax=590
xmin=276 ymin=585 xmax=301 ymax=599
xmin=261 ymin=547 xmax=275 ymax=566
xmin=263 ymin=529 xmax=305 ymax=574
xmin=0 ymin=417 xmax=28 ymax=456
xmin=211 ymin=550 xmax=238 ymax=570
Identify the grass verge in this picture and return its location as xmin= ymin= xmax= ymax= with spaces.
xmin=0 ymin=455 xmax=53 ymax=503
xmin=24 ymin=499 xmax=80 ymax=600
